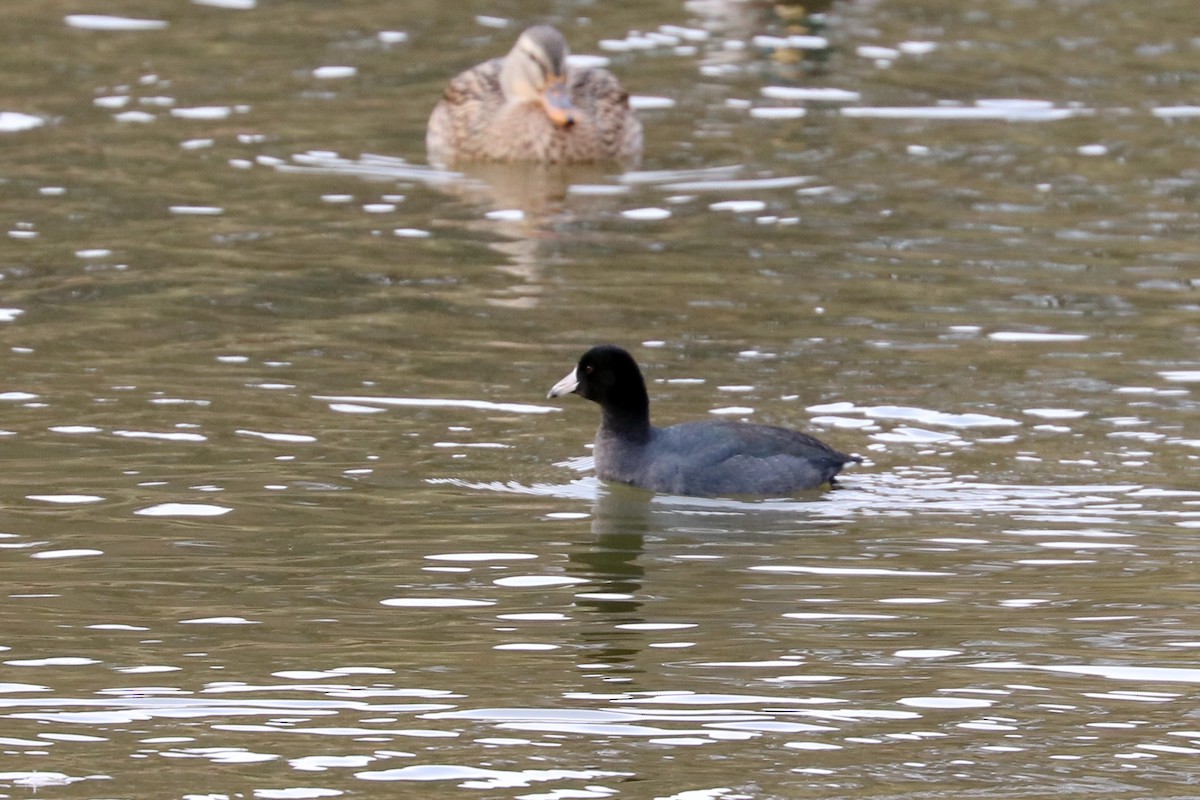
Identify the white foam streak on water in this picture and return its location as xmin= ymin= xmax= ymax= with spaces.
xmin=709 ymin=200 xmax=766 ymax=213
xmin=566 ymin=184 xmax=630 ymax=196
xmin=898 ymin=696 xmax=993 ymax=709
xmin=708 ymin=406 xmax=754 ymax=415
xmin=31 ymin=550 xmax=104 ymax=560
xmin=64 ymin=14 xmax=168 ymax=31
xmin=355 ymin=765 xmax=629 ymax=788
xmin=1159 ymin=370 xmax=1200 ymax=382
xmin=0 ymin=773 xmax=80 ymax=788
xmin=663 ymin=175 xmax=810 ymax=192
xmin=753 ymin=35 xmax=830 ymax=51
xmin=1153 ymin=106 xmax=1200 ymax=118
xmin=170 ymin=106 xmax=232 ymax=120
xmin=1035 ymin=541 xmax=1135 ymax=550
xmin=749 ymin=107 xmax=807 ymax=120
xmin=761 ymin=87 xmax=862 ymax=103
xmin=782 ymin=618 xmax=897 ymax=623
xmin=565 ymin=54 xmax=610 ymax=70
xmin=5 ymin=657 xmax=100 ymax=667
xmin=1003 ymin=527 xmax=1133 ymax=539
xmin=856 ymin=45 xmax=901 ymax=60
xmin=620 ymin=165 xmax=743 ymax=185
xmin=381 ymin=598 xmax=495 ymax=608
xmin=494 ymin=643 xmax=560 ymax=651
xmin=492 ymin=576 xmax=590 ymax=588
xmin=26 ymin=494 xmax=104 ymax=504
xmin=327 ymin=402 xmax=387 ymax=414
xmin=425 ymin=553 xmax=537 ymax=562
xmin=113 ymin=430 xmax=207 ymax=442
xmin=810 ymin=415 xmax=878 ymax=429
xmin=753 ymin=565 xmax=952 ymax=577
xmin=235 ymin=429 xmax=317 ymax=444
xmin=0 ymin=112 xmax=45 ymax=132
xmin=273 ymin=152 xmax=465 ymax=185
xmin=314 ymin=395 xmax=558 ymax=415
xmin=870 ymin=426 xmax=961 ymax=443
xmin=484 ymin=208 xmax=524 ymax=221
xmin=842 ymin=105 xmax=1086 ymax=121
xmin=427 ymin=477 xmax=600 ymax=500
xmin=312 ymin=66 xmax=357 ymax=79
xmin=1024 ymin=408 xmax=1087 ymax=419
xmin=621 ymin=207 xmax=672 ymax=220
xmin=113 ymin=110 xmax=156 ymax=123
xmin=813 ymin=399 xmax=1043 ymax=435
xmin=973 ymin=662 xmax=1200 ymax=684
xmin=860 ymin=405 xmax=1019 ymax=428
xmin=895 ymin=649 xmax=961 ymax=658
xmin=498 ymin=719 xmax=705 ymax=735
xmin=620 ymin=692 xmax=842 ymax=707
xmin=168 ymin=205 xmax=223 ymax=215
xmin=133 ymin=503 xmax=233 ymax=517
xmin=629 ymin=95 xmax=676 ymax=110
xmin=988 ymin=331 xmax=1090 ymax=343
xmin=192 ymin=0 xmax=257 ymax=8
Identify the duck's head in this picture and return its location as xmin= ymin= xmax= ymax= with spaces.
xmin=499 ymin=25 xmax=577 ymax=129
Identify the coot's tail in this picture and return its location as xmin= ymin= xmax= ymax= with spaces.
xmin=826 ymin=451 xmax=862 ymax=488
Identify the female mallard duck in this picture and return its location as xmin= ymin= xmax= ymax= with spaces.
xmin=426 ymin=25 xmax=643 ymax=167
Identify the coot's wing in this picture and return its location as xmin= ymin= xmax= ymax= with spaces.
xmin=653 ymin=421 xmax=856 ymax=496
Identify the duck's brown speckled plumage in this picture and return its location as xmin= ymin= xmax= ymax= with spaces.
xmin=426 ymin=28 xmax=643 ymax=167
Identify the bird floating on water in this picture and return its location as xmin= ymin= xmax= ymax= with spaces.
xmin=548 ymin=345 xmax=861 ymax=498
xmin=426 ymin=25 xmax=643 ymax=167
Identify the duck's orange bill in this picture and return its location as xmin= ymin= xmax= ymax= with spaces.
xmin=541 ymin=80 xmax=577 ymax=128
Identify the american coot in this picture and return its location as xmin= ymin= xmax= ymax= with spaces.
xmin=548 ymin=345 xmax=862 ymax=497
xmin=426 ymin=25 xmax=643 ymax=167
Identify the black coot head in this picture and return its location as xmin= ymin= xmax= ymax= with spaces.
xmin=548 ymin=345 xmax=649 ymax=414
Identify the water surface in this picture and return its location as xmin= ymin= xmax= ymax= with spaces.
xmin=2 ymin=0 xmax=1200 ymax=797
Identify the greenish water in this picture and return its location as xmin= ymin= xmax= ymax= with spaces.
xmin=1 ymin=0 xmax=1199 ymax=797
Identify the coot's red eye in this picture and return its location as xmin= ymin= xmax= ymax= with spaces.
xmin=584 ymin=365 xmax=593 ymax=375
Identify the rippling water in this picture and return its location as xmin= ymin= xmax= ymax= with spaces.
xmin=2 ymin=0 xmax=1200 ymax=797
